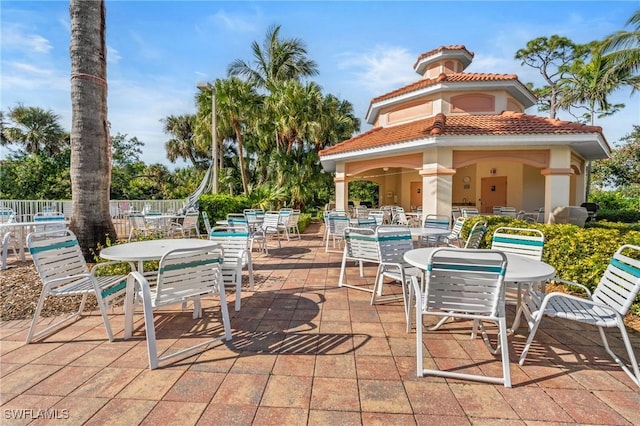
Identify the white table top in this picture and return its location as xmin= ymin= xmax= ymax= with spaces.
xmin=404 ymin=247 xmax=555 ymax=282
xmin=0 ymin=220 xmax=66 ymax=229
xmin=100 ymin=239 xmax=220 ymax=263
xmin=409 ymin=227 xmax=451 ymax=238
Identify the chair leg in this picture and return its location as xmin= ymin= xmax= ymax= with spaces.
xmin=599 ymin=325 xmax=640 ymax=387
xmin=518 ymin=311 xmax=545 ymax=365
xmin=499 ymin=317 xmax=512 ymax=388
xmin=234 ymin=271 xmax=242 ymax=312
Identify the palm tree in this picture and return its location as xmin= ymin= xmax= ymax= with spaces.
xmin=162 ymin=114 xmax=206 ymax=166
xmin=227 ymin=24 xmax=319 ymax=90
xmin=69 ymin=0 xmax=116 ymax=257
xmin=215 ymin=77 xmax=262 ymax=194
xmin=599 ymin=9 xmax=640 ymax=92
xmin=1 ymin=104 xmax=67 ymax=155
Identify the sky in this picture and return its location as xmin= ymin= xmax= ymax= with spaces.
xmin=1 ymin=1 xmax=639 ymax=169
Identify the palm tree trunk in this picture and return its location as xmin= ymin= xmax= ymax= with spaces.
xmin=69 ymin=0 xmax=117 ymax=258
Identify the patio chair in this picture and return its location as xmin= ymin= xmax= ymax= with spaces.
xmin=285 ymin=209 xmax=301 ymax=240
xmin=170 ymin=211 xmax=200 ymax=238
xmin=26 ymin=229 xmax=133 ymax=343
xmin=1 ymin=208 xmax=20 ymax=270
xmin=209 ymin=229 xmax=255 ymax=311
xmin=442 ymin=216 xmax=466 ymax=247
xmin=33 ymin=212 xmax=67 ymax=236
xmin=411 ymin=248 xmax=511 ymax=387
xmin=461 ymin=207 xmax=479 ymax=217
xmin=490 ymin=226 xmax=545 ymax=331
xmin=338 ymin=227 xmax=380 ymax=293
xmin=368 ymin=210 xmax=385 ymax=226
xmin=519 ymin=244 xmax=640 ymax=387
xmin=124 ymin=244 xmax=232 ymax=369
xmin=259 ymin=211 xmax=284 ymax=253
xmin=277 ymin=209 xmax=292 ymax=241
xmin=372 ymin=225 xmax=421 ymax=331
xmin=421 ymin=214 xmax=450 ymax=246
xmin=127 ymin=213 xmax=155 ymax=241
xmin=1 ymin=230 xmax=21 ymax=271
xmin=201 ymin=211 xmax=213 ymax=235
xmin=325 ymin=213 xmax=350 ymax=252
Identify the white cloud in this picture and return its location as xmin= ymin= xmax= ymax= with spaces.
xmin=107 ymin=45 xmax=122 ymax=65
xmin=211 ymin=9 xmax=258 ymax=33
xmin=1 ymin=24 xmax=52 ymax=54
xmin=338 ymin=45 xmax=417 ymax=95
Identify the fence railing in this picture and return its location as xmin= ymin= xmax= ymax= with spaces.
xmin=0 ymin=199 xmax=186 ymax=240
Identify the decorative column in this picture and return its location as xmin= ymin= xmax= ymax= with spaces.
xmin=421 ymin=148 xmax=455 ymax=218
xmin=541 ymin=147 xmax=573 ymax=222
xmin=334 ymin=162 xmax=347 ymax=211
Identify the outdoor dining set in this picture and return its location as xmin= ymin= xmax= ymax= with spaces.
xmin=2 ymin=204 xmax=639 ymax=389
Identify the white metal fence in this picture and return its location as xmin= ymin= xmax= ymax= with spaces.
xmin=0 ymin=199 xmax=186 ymax=240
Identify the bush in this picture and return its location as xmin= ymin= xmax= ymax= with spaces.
xmin=596 ymin=209 xmax=640 ymax=224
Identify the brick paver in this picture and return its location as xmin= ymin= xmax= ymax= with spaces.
xmin=1 ymin=226 xmax=639 ymax=424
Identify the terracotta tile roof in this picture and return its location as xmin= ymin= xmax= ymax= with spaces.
xmin=371 ymin=73 xmax=520 ymax=104
xmin=413 ymin=45 xmax=474 ymax=68
xmin=319 ymin=111 xmax=604 ymax=157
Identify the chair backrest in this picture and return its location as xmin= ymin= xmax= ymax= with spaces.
xmin=448 ymin=216 xmax=466 ymax=239
xmin=343 ymin=227 xmax=380 ymax=263
xmin=368 ymin=210 xmax=385 ymax=225
xmin=422 ymin=248 xmax=507 ymax=316
xmin=491 ymin=226 xmax=544 ymax=260
xmin=451 ymin=207 xmax=461 ymax=221
xmin=592 ymin=244 xmax=640 ymax=316
xmin=492 ymin=206 xmax=503 ymax=215
xmin=277 ymin=209 xmax=292 ymax=226
xmin=328 ymin=215 xmax=350 ymax=236
xmin=227 ymin=218 xmax=250 ymax=233
xmin=377 ymin=225 xmax=414 ymax=264
xmin=154 ymin=245 xmax=224 ymax=307
xmin=27 ymin=229 xmax=88 ymax=282
xmin=423 ymin=214 xmax=450 ymax=230
xmin=463 ymin=220 xmax=487 ymax=249
xmin=33 ymin=212 xmax=66 ymax=233
xmin=201 ymin=211 xmax=213 ymax=235
xmin=357 ymin=217 xmax=377 ymax=230
xmin=182 ymin=211 xmax=200 ymax=227
xmin=261 ymin=212 xmax=281 ymax=231
xmin=499 ymin=207 xmax=517 ymax=218
xmin=129 ymin=213 xmax=147 ymax=230
xmin=0 ymin=208 xmax=15 ymax=224
xmin=209 ymin=230 xmax=250 ymax=265
xmin=461 ymin=207 xmax=479 ymax=217
xmin=392 ymin=208 xmax=409 ymax=225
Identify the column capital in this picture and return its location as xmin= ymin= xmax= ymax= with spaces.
xmin=541 ymin=168 xmax=574 ymax=176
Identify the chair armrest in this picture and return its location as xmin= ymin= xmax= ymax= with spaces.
xmin=91 ymin=260 xmax=135 ymax=275
xmin=553 ymin=278 xmax=593 ymax=297
xmin=537 ymin=291 xmax=620 ymax=317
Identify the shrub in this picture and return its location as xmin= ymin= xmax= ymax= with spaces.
xmin=596 ymin=209 xmax=640 ymax=224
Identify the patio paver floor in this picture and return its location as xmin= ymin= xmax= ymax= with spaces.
xmin=1 ymin=226 xmax=639 ymax=425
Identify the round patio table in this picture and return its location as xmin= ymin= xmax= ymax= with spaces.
xmin=100 ymin=238 xmax=220 ymax=272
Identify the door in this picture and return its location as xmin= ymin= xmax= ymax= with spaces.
xmin=410 ymin=182 xmax=422 ymax=210
xmin=480 ymin=176 xmax=507 ymax=213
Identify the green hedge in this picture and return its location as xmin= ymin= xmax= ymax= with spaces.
xmin=596 ymin=209 xmax=640 ymax=224
xmin=460 ymin=216 xmax=640 ymax=313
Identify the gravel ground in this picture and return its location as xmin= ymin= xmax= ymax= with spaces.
xmin=2 ymin=258 xmax=639 ymax=335
xmin=1 ymin=261 xmax=98 ymax=320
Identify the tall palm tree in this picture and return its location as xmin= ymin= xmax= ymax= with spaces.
xmin=1 ymin=104 xmax=67 ymax=155
xmin=599 ymin=9 xmax=640 ymax=91
xmin=227 ymin=24 xmax=319 ymax=90
xmin=215 ymin=77 xmax=262 ymax=194
xmin=69 ymin=0 xmax=116 ymax=256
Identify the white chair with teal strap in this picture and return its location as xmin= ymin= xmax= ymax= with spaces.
xmin=26 ymin=229 xmax=133 ymax=343
xmin=33 ymin=212 xmax=67 ymax=236
xmin=519 ymin=244 xmax=640 ymax=388
xmin=209 ymin=229 xmax=255 ymax=311
xmin=373 ymin=225 xmax=422 ymax=331
xmin=1 ymin=207 xmax=20 ymax=270
xmin=491 ymin=226 xmax=545 ymax=331
xmin=338 ymin=227 xmax=380 ymax=293
xmin=422 ymin=214 xmax=450 ymax=246
xmin=412 ymin=248 xmax=511 ymax=387
xmin=124 ymin=244 xmax=231 ymax=369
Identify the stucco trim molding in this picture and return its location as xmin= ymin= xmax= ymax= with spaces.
xmin=540 ymin=168 xmax=574 ymax=176
xmin=454 ymin=149 xmax=549 ymax=168
xmin=419 ymin=166 xmax=456 ymax=177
